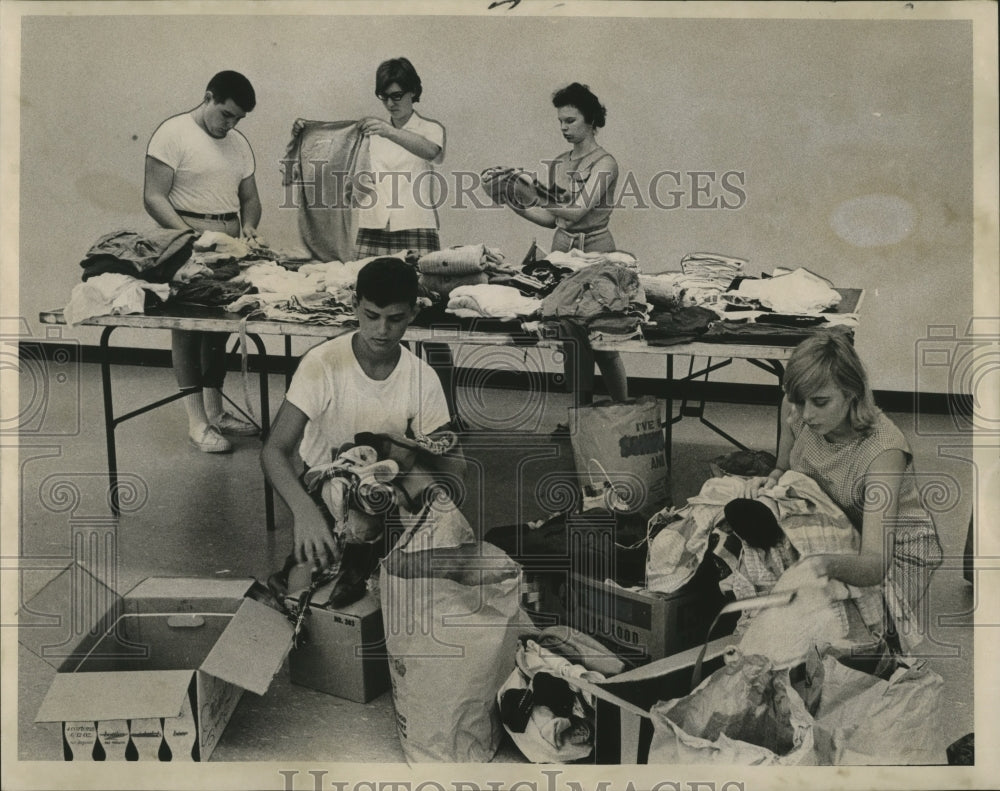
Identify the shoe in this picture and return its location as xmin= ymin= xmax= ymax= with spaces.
xmin=189 ymin=425 xmax=232 ymax=453
xmin=723 ymin=498 xmax=784 ymax=550
xmin=323 ymin=541 xmax=380 ymax=609
xmin=211 ymin=412 xmax=259 ymax=437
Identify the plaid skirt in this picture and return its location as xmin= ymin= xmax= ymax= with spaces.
xmin=355 ymin=227 xmax=441 ymax=258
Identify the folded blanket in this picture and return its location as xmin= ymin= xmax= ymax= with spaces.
xmin=737 ymin=267 xmax=841 ymax=314
xmin=417 ymin=244 xmax=505 ymax=276
xmin=447 ymin=284 xmax=541 ymax=321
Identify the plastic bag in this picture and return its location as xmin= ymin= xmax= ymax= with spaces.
xmin=647 ymin=652 xmax=815 ymax=765
xmin=379 ymin=541 xmax=531 ymax=763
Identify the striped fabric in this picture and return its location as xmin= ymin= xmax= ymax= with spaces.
xmin=355 ymin=227 xmax=441 ymax=258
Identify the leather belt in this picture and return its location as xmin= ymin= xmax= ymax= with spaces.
xmin=177 ymin=209 xmax=239 ymax=222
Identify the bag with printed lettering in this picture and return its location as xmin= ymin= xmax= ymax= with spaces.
xmin=380 ymin=539 xmax=531 ymax=763
xmin=567 ymin=396 xmax=671 ymax=519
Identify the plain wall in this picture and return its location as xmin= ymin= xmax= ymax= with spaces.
xmin=16 ymin=11 xmax=974 ymax=392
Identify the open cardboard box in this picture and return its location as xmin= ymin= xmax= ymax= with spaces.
xmin=19 ymin=564 xmax=294 ymax=761
xmin=568 ymin=634 xmax=739 ymax=763
xmin=285 ymin=587 xmax=390 ymax=703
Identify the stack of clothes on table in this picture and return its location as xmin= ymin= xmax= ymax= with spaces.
xmin=65 ymin=231 xmax=855 ymax=348
xmin=64 ymin=228 xmax=317 ymax=325
xmin=639 ymin=253 xmax=857 ymax=346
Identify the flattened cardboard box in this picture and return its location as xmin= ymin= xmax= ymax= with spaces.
xmin=570 ymin=635 xmax=738 ymax=764
xmin=286 ymin=587 xmax=389 ymax=703
xmin=19 ymin=564 xmax=293 ymax=761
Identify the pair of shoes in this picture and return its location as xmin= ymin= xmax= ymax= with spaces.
xmin=211 ymin=412 xmax=259 ymax=437
xmin=189 ymin=425 xmax=232 ymax=453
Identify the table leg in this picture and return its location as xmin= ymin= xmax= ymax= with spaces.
xmin=99 ymin=327 xmax=120 ymax=517
xmin=772 ymin=361 xmax=785 ymax=455
xmin=247 ymin=332 xmax=274 ymax=532
xmin=665 ymin=353 xmax=673 ymax=470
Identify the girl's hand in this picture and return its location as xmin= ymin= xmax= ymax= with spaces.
xmin=359 ymin=117 xmax=391 ymax=137
xmin=291 ymin=118 xmax=306 ymax=137
xmin=741 ymin=476 xmax=771 ymax=499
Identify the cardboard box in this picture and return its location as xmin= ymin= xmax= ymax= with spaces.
xmin=519 ymin=570 xmax=570 ymax=628
xmin=20 ymin=565 xmax=293 ymax=761
xmin=286 ymin=587 xmax=390 ymax=703
xmin=569 ymin=635 xmax=739 ymax=763
xmin=566 ymin=566 xmax=731 ymax=664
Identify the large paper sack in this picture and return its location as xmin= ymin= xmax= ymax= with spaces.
xmin=647 ymin=653 xmax=815 ymax=765
xmin=808 ymin=650 xmax=945 ymax=764
xmin=380 ymin=542 xmax=529 ymax=763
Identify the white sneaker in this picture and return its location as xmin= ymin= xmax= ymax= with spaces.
xmin=211 ymin=412 xmax=259 ymax=437
xmin=189 ymin=425 xmax=232 ymax=453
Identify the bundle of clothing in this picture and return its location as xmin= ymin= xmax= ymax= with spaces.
xmin=65 ymin=228 xmax=272 ymax=324
xmin=533 ymin=260 xmax=650 ymax=344
xmin=480 ymin=166 xmax=570 ymax=209
xmin=497 ymin=627 xmax=624 ymax=763
xmin=445 ymin=284 xmax=542 ymax=322
xmin=703 ymin=267 xmax=857 ymax=343
xmin=416 ymin=243 xmax=508 ymax=297
xmin=646 ymin=471 xmax=884 ymax=641
xmin=266 ymin=426 xmax=468 ymax=622
xmin=637 ymin=255 xmax=856 ymax=345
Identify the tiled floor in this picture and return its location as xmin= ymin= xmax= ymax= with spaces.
xmin=13 ymin=361 xmax=977 ymax=762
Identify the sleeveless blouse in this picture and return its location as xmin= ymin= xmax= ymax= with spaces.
xmin=548 ymin=147 xmax=617 ymax=233
xmin=787 ymin=408 xmax=942 ymax=650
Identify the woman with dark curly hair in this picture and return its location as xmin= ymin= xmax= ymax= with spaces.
xmin=491 ymin=82 xmax=627 ymax=403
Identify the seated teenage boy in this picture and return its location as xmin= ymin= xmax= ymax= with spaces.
xmin=261 ymin=257 xmax=464 ymax=573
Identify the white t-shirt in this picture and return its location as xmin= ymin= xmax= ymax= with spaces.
xmin=286 ymin=332 xmax=450 ymax=468
xmin=146 ymin=112 xmax=255 ymax=214
xmin=357 ymin=112 xmax=445 ymax=232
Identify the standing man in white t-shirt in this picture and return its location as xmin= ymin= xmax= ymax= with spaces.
xmin=144 ymin=70 xmax=265 ymax=453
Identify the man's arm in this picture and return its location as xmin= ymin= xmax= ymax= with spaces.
xmin=143 ymin=156 xmax=188 ymax=230
xmin=237 ymin=174 xmax=264 ymax=244
xmin=261 ymin=400 xmax=339 ymax=565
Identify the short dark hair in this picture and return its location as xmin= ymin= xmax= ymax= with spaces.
xmin=552 ymin=82 xmax=606 ymax=128
xmin=356 ymin=257 xmax=420 ymax=307
xmin=375 ymin=57 xmax=423 ymax=103
xmin=206 ymin=71 xmax=256 ymax=112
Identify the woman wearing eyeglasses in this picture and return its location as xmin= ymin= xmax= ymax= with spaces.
xmin=489 ymin=82 xmax=628 ymax=404
xmin=292 ymin=58 xmax=458 ymax=418
xmin=353 ymin=57 xmax=446 ymax=258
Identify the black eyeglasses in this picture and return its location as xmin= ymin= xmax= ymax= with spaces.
xmin=377 ymin=90 xmax=409 ymax=103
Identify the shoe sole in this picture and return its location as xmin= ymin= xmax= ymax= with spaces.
xmin=213 ymin=425 xmax=260 ymax=437
xmin=189 ymin=437 xmax=233 ymax=453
